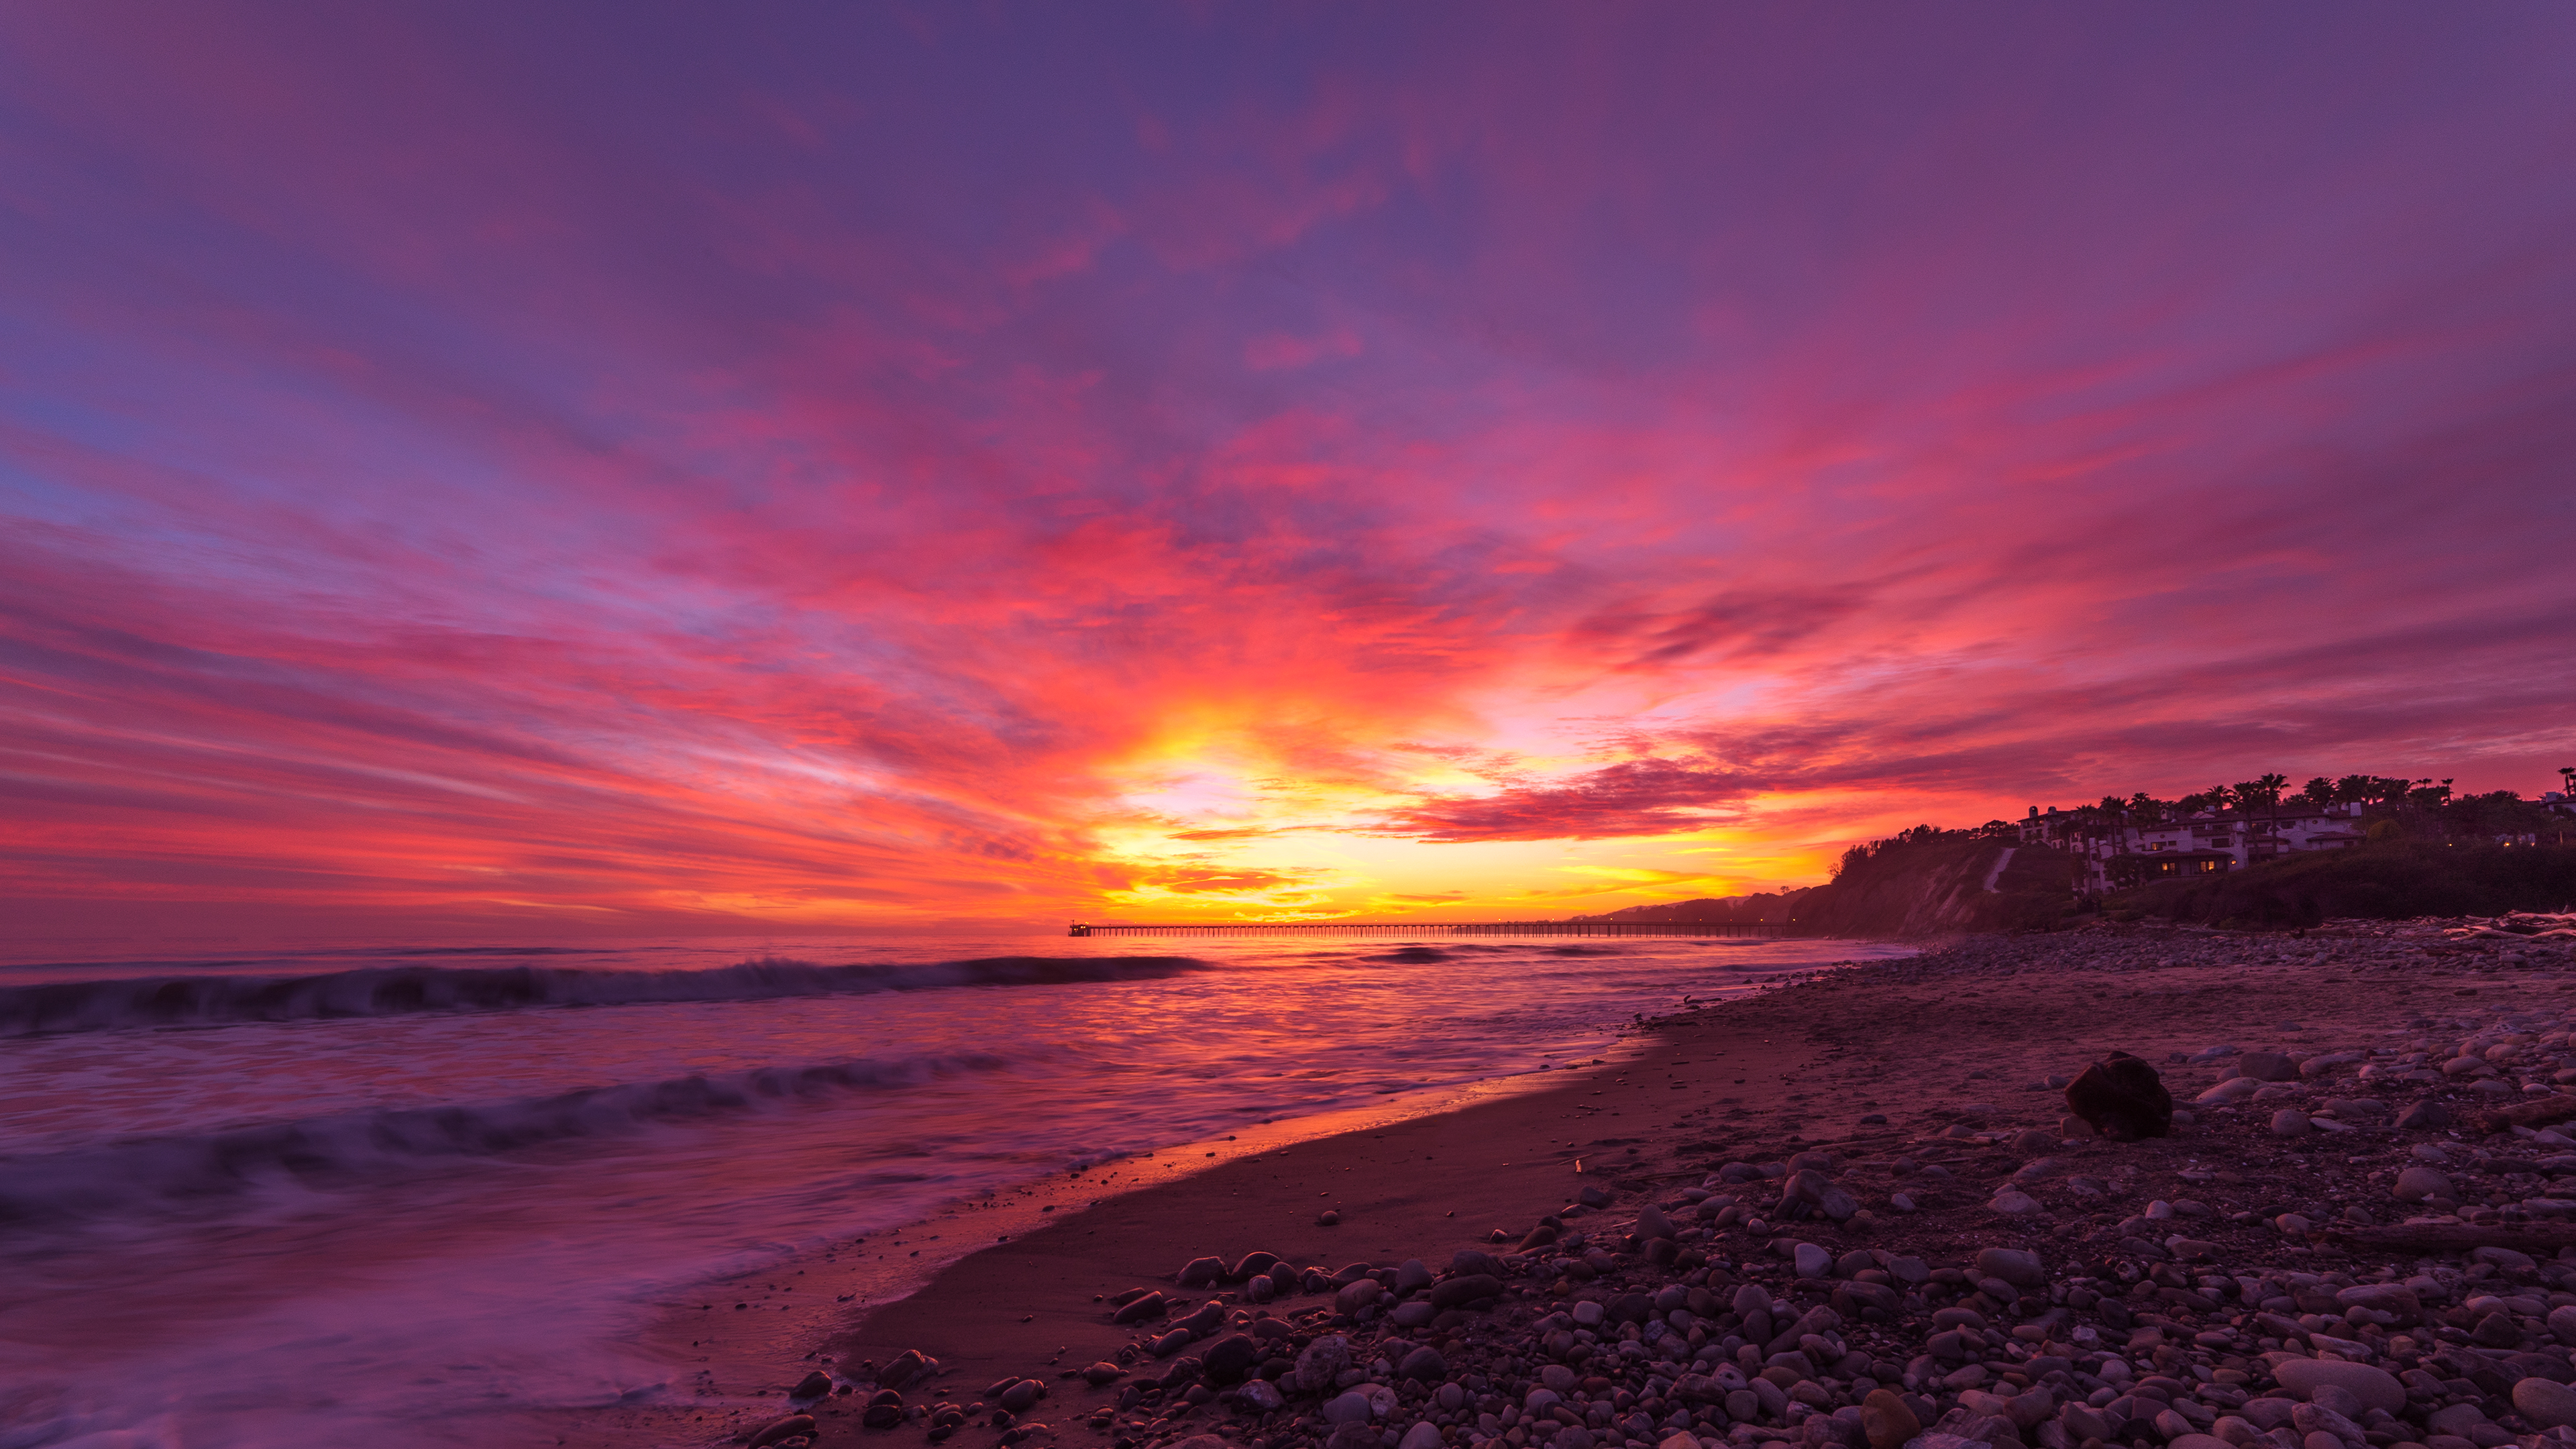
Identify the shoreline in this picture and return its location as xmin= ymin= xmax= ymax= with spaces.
xmin=551 ymin=957 xmax=1877 ymax=1448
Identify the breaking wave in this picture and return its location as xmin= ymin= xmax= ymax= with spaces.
xmin=0 ymin=955 xmax=1214 ymax=1037
xmin=0 ymin=1051 xmax=1010 ymax=1226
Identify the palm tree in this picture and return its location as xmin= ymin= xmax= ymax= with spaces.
xmin=2255 ymin=772 xmax=2289 ymax=849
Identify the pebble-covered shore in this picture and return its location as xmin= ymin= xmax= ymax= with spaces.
xmin=720 ymin=918 xmax=2576 ymax=1449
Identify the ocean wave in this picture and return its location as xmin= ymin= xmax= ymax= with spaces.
xmin=0 ymin=955 xmax=1214 ymax=1037
xmin=0 ymin=1051 xmax=1010 ymax=1226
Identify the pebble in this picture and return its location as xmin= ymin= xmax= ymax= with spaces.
xmin=2514 ymin=1378 xmax=2576 ymax=1430
xmin=1792 ymin=1242 xmax=1831 ymax=1278
xmin=2272 ymin=1358 xmax=2405 ymax=1413
xmin=2271 ymin=1108 xmax=2314 ymax=1136
xmin=748 ymin=1414 xmax=819 ymax=1448
xmin=2392 ymin=1165 xmax=2454 ymax=1201
xmin=1972 ymin=1247 xmax=2043 ymax=1287
xmin=2239 ymin=1051 xmax=2300 ymax=1081
xmin=1986 ymin=1189 xmax=2041 ymax=1214
xmin=1860 ymin=1387 xmax=1919 ymax=1449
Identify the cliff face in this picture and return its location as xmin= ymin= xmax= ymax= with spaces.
xmin=1788 ymin=839 xmax=2076 ymax=936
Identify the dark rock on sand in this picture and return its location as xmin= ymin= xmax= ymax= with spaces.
xmin=1110 ymin=1291 xmax=1167 ymax=1325
xmin=1429 ymin=1273 xmax=1502 ymax=1310
xmin=1199 ymin=1334 xmax=1260 ymax=1385
xmin=2063 ymin=1051 xmax=2173 ymax=1140
xmin=1228 ymin=1250 xmax=1279 ymax=1282
xmin=790 ymin=1369 xmax=831 ymax=1399
xmin=1177 ymin=1255 xmax=1226 ymax=1287
xmin=751 ymin=1413 xmax=822 ymax=1446
xmin=2399 ymin=1097 xmax=2453 ymax=1130
xmin=877 ymin=1349 xmax=936 ymax=1391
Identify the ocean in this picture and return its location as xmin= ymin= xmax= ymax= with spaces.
xmin=0 ymin=930 xmax=1913 ymax=1448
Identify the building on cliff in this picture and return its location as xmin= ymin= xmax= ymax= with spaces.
xmin=2019 ymin=800 xmax=2367 ymax=890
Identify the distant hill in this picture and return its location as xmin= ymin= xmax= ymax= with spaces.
xmin=1573 ymin=894 xmax=1799 ymax=924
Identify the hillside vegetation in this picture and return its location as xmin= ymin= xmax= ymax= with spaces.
xmin=2107 ymin=841 xmax=2576 ymax=929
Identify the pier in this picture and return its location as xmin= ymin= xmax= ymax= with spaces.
xmin=1067 ymin=920 xmax=1792 ymax=938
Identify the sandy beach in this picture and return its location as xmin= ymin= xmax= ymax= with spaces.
xmin=586 ymin=918 xmax=2576 ymax=1449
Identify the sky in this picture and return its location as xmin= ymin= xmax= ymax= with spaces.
xmin=3 ymin=4 xmax=2573 ymax=938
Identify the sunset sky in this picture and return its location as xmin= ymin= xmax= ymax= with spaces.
xmin=4 ymin=5 xmax=2573 ymax=937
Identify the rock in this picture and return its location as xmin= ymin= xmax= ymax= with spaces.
xmin=1541 ymin=1364 xmax=1578 ymax=1392
xmin=2271 ymin=1359 xmax=2406 ymax=1413
xmin=751 ymin=1414 xmax=821 ymax=1446
xmin=1988 ymin=1189 xmax=2042 ymax=1215
xmin=1431 ymin=1274 xmax=1502 ymax=1310
xmin=1661 ymin=1435 xmax=1707 ymax=1449
xmin=2196 ymin=1077 xmax=2265 ymax=1106
xmin=1229 ymin=1250 xmax=1280 ymax=1281
xmin=2058 ymin=1114 xmax=2098 ymax=1138
xmin=1201 ymin=1335 xmax=1260 ymax=1385
xmin=1178 ymin=1255 xmax=1226 ymax=1287
xmin=2393 ymin=1166 xmax=2455 ymax=1202
xmin=1236 ymin=1379 xmax=1284 ymax=1413
xmin=861 ymin=1399 xmax=904 ymax=1429
xmin=1399 ymin=1346 xmax=1446 ymax=1382
xmin=1324 ymin=1426 xmax=1379 ymax=1449
xmin=2336 ymin=1285 xmax=2421 ymax=1324
xmin=1315 ymin=1210 xmax=1339 ymax=1226
xmin=1975 ymin=1248 xmax=2045 ymax=1287
xmin=2271 ymin=1110 xmax=2314 ymax=1136
xmin=2170 ymin=1436 xmax=2235 ymax=1449
xmin=2009 ymin=1128 xmax=2057 ymax=1154
xmin=2427 ymin=1403 xmax=2491 ymax=1438
xmin=791 ymin=1371 xmax=831 ymax=1399
xmin=1862 ymin=1387 xmax=1921 ymax=1449
xmin=1578 ymin=1185 xmax=1613 ymax=1208
xmin=1292 ymin=1335 xmax=1350 ymax=1394
xmin=1322 ymin=1391 xmax=1377 ymax=1426
xmin=2398 ymin=1099 xmax=2453 ymax=1130
xmin=1334 ymin=1278 xmax=1384 ymax=1313
xmin=2514 ymin=1379 xmax=2576 ymax=1430
xmin=2548 ymin=1305 xmax=2576 ymax=1346
xmin=1387 ymin=1301 xmax=1435 ymax=1329
xmin=1793 ymin=1242 xmax=1831 ymax=1278
xmin=1110 ymin=1292 xmax=1167 ymax=1326
xmin=1393 ymin=1258 xmax=1433 ymax=1291
xmin=2236 ymin=1051 xmax=2298 ymax=1080
xmin=1571 ymin=1301 xmax=1605 ymax=1327
xmin=2473 ymin=1245 xmax=2536 ymax=1271
xmin=1083 ymin=1362 xmax=1126 ymax=1386
xmin=1399 ymin=1424 xmax=1444 ymax=1449
xmin=2065 ymin=1052 xmax=2174 ymax=1140
xmin=998 ymin=1380 xmax=1045 ymax=1413
xmin=878 ymin=1350 xmax=936 ymax=1391
xmin=1638 ymin=1203 xmax=1677 ymax=1240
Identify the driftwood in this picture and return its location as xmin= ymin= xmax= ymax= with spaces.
xmin=2469 ymin=1094 xmax=2576 ymax=1135
xmin=2322 ymin=1223 xmax=2576 ymax=1255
